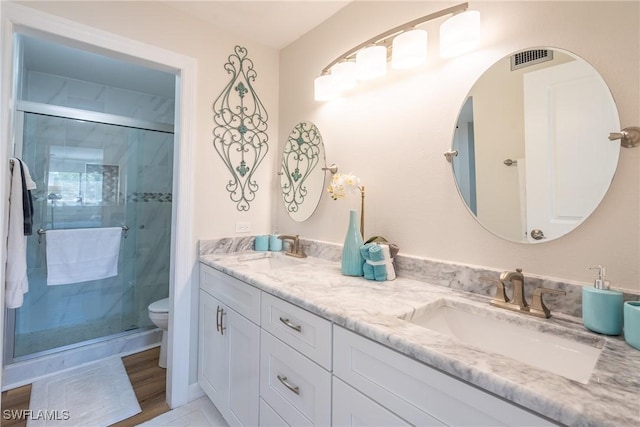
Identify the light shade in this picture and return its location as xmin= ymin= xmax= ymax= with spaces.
xmin=440 ymin=10 xmax=481 ymax=58
xmin=392 ymin=29 xmax=427 ymax=69
xmin=314 ymin=74 xmax=339 ymax=101
xmin=332 ymin=61 xmax=357 ymax=91
xmin=356 ymin=45 xmax=387 ymax=81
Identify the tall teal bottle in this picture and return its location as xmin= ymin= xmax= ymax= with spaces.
xmin=341 ymin=209 xmax=364 ymax=276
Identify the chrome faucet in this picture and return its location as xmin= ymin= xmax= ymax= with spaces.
xmin=487 ymin=268 xmax=566 ymax=318
xmin=278 ymin=234 xmax=306 ymax=258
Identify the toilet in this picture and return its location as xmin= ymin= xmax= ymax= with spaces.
xmin=148 ymin=297 xmax=169 ymax=368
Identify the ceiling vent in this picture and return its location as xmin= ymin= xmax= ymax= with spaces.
xmin=510 ymin=49 xmax=553 ymax=71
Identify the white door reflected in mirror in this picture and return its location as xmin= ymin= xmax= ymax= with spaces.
xmin=452 ymin=48 xmax=620 ymax=243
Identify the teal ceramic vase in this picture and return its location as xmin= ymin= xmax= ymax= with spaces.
xmin=341 ymin=209 xmax=364 ymax=276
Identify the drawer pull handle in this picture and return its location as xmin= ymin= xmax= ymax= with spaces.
xmin=279 ymin=317 xmax=302 ymax=332
xmin=216 ymin=306 xmax=226 ymax=335
xmin=277 ymin=374 xmax=300 ymax=395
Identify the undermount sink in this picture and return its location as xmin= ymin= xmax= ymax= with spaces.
xmin=237 ymin=252 xmax=306 ymax=272
xmin=399 ymin=299 xmax=604 ymax=384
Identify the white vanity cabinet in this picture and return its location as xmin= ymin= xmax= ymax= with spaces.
xmin=198 ymin=264 xmax=261 ymax=426
xmin=198 ymin=261 xmax=559 ymax=427
xmin=259 ymin=293 xmax=333 ymax=426
xmin=333 ymin=326 xmax=557 ymax=427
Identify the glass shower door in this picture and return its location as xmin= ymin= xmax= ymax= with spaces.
xmin=8 ymin=112 xmax=173 ymax=361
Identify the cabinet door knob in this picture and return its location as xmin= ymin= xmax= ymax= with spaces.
xmin=279 ymin=316 xmax=302 ymax=332
xmin=277 ymin=374 xmax=300 ymax=395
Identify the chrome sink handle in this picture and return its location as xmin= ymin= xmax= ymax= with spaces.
xmin=530 ymin=288 xmax=566 ymax=318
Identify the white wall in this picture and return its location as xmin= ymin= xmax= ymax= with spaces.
xmin=472 ymin=55 xmax=525 ymax=242
xmin=277 ymin=1 xmax=639 ymax=291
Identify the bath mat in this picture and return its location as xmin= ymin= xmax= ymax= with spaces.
xmin=137 ymin=396 xmax=228 ymax=426
xmin=27 ymin=356 xmax=141 ymax=427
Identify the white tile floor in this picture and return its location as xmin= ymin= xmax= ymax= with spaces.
xmin=137 ymin=397 xmax=228 ymax=427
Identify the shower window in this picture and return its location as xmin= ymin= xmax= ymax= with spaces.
xmin=47 ymin=164 xmax=120 ymax=206
xmin=47 ymin=144 xmax=118 ymax=207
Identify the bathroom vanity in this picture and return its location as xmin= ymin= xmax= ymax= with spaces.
xmin=198 ymin=250 xmax=639 ymax=427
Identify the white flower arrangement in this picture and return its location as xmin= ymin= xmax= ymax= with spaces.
xmin=327 ymin=173 xmax=362 ymax=200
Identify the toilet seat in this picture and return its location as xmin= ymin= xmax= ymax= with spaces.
xmin=148 ymin=297 xmax=169 ymax=313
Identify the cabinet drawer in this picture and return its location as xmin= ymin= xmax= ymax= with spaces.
xmin=260 ymin=330 xmax=331 ymax=426
xmin=200 ymin=263 xmax=261 ymax=324
xmin=333 ymin=377 xmax=411 ymax=427
xmin=334 ymin=326 xmax=555 ymax=427
xmin=259 ymin=398 xmax=288 ymax=427
xmin=261 ymin=293 xmax=332 ymax=369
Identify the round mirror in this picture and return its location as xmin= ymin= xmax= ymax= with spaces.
xmin=451 ymin=47 xmax=620 ymax=243
xmin=280 ymin=121 xmax=327 ymax=222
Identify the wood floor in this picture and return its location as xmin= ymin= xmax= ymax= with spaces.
xmin=1 ymin=347 xmax=170 ymax=427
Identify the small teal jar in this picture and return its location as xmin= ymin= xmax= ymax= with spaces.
xmin=624 ymin=301 xmax=640 ymax=350
xmin=341 ymin=210 xmax=364 ymax=276
xmin=582 ymin=287 xmax=623 ymax=335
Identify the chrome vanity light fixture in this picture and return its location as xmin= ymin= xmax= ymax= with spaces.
xmin=314 ymin=2 xmax=480 ymax=101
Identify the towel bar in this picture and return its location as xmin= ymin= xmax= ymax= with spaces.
xmin=37 ymin=225 xmax=129 ymax=243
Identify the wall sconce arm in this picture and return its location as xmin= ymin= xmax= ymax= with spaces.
xmin=322 ymin=163 xmax=339 ymax=174
xmin=609 ymin=126 xmax=640 ymax=148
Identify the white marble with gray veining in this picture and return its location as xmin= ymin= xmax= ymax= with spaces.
xmin=198 ymin=240 xmax=640 ymax=427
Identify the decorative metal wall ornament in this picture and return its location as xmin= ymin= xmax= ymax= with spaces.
xmin=281 ymin=122 xmax=323 ymax=214
xmin=213 ymin=46 xmax=269 ymax=211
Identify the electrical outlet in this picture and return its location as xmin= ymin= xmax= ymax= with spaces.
xmin=235 ymin=221 xmax=251 ymax=233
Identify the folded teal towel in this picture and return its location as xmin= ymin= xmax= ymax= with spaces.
xmin=359 ymin=243 xmax=372 ymax=260
xmin=359 ymin=243 xmax=375 ymax=280
xmin=368 ymin=245 xmax=387 ymax=281
xmin=368 ymin=244 xmax=384 ymax=261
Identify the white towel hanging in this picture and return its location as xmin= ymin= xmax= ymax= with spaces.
xmin=46 ymin=227 xmax=122 ymax=286
xmin=6 ymin=158 xmax=29 ymax=308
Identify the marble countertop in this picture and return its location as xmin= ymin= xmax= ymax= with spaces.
xmin=199 ymin=251 xmax=640 ymax=427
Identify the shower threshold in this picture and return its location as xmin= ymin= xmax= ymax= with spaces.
xmin=9 ymin=325 xmax=156 ymax=364
xmin=3 ymin=327 xmax=162 ymax=390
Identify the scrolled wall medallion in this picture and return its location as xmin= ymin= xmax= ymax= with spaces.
xmin=212 ymin=46 xmax=269 ymax=211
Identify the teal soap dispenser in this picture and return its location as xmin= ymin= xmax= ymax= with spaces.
xmin=582 ymin=265 xmax=623 ymax=335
